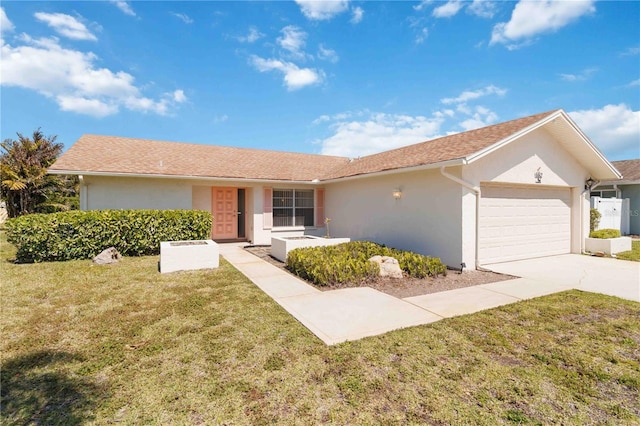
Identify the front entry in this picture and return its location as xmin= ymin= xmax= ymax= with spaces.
xmin=211 ymin=187 xmax=238 ymax=240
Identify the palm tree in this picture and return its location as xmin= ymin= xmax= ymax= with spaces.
xmin=0 ymin=129 xmax=70 ymax=217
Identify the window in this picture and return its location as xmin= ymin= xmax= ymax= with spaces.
xmin=273 ymin=189 xmax=314 ymax=227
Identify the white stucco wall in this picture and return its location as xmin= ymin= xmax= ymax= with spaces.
xmin=192 ymin=186 xmax=211 ymax=211
xmin=324 ymin=168 xmax=464 ymax=268
xmin=83 ymin=176 xmax=192 ymax=210
xmin=462 ymin=127 xmax=592 ymax=260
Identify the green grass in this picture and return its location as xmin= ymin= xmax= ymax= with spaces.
xmin=2 ymin=231 xmax=639 ymax=425
xmin=617 ymin=240 xmax=640 ymax=262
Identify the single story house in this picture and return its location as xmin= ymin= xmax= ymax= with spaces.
xmin=49 ymin=109 xmax=621 ymax=268
xmin=592 ymin=158 xmax=640 ymax=235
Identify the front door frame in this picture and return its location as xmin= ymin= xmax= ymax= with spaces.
xmin=211 ymin=187 xmax=238 ymax=240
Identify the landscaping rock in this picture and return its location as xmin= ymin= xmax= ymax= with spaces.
xmin=93 ymin=247 xmax=122 ymax=265
xmin=369 ymin=255 xmax=403 ymax=279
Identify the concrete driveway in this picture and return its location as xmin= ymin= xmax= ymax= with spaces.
xmin=484 ymin=254 xmax=640 ymax=302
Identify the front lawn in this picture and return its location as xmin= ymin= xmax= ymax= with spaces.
xmin=1 ymin=232 xmax=639 ymax=424
xmin=617 ymin=239 xmax=640 ymax=262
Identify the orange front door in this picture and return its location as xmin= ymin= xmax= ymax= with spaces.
xmin=211 ymin=187 xmax=237 ymax=240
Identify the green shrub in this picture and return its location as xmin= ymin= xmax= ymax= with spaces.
xmin=590 ymin=208 xmax=601 ymax=233
xmin=286 ymin=241 xmax=446 ymax=286
xmin=589 ymin=228 xmax=621 ymax=239
xmin=6 ymin=209 xmax=212 ymax=262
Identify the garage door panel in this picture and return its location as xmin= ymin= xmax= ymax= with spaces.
xmin=479 ymin=185 xmax=571 ymax=264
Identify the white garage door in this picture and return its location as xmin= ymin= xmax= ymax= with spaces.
xmin=479 ymin=184 xmax=571 ymax=264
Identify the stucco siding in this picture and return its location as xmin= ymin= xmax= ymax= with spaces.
xmin=325 ymin=169 xmax=464 ymax=268
xmin=192 ymin=186 xmax=211 ymax=211
xmin=463 ymin=128 xmax=588 ymax=187
xmin=83 ymin=176 xmax=192 ymax=210
xmin=621 ymin=184 xmax=640 ymax=234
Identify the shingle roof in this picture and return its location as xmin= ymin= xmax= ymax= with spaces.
xmin=321 ymin=109 xmax=559 ymax=180
xmin=49 ymin=135 xmax=350 ymax=182
xmin=611 ymin=159 xmax=640 ymax=182
xmin=50 ymin=109 xmax=561 ymax=182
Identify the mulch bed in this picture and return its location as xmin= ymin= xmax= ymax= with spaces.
xmin=244 ymin=246 xmax=516 ymax=299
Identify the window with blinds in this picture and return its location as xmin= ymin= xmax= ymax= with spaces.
xmin=273 ymin=189 xmax=314 ymax=227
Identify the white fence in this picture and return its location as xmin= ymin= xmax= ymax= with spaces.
xmin=591 ymin=197 xmax=630 ymax=235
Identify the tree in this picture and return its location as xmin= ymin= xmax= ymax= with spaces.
xmin=1 ymin=129 xmax=76 ymax=218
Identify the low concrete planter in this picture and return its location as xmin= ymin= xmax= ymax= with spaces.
xmin=271 ymin=235 xmax=351 ymax=262
xmin=585 ymin=237 xmax=632 ymax=255
xmin=160 ymin=240 xmax=219 ymax=273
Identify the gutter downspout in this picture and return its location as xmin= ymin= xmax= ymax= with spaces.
xmin=78 ymin=175 xmax=87 ymax=211
xmin=440 ymin=166 xmax=481 ymax=270
xmin=580 ymin=179 xmax=600 ymax=253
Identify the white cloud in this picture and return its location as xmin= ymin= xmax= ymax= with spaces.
xmin=627 ymin=79 xmax=640 ymax=87
xmin=351 ymin=6 xmax=364 ymax=24
xmin=1 ymin=7 xmax=14 ymax=33
xmin=560 ymin=67 xmax=597 ymax=82
xmin=250 ymin=56 xmax=323 ymax=91
xmin=214 ymin=114 xmax=228 ymax=123
xmin=295 ymin=0 xmax=350 ymax=20
xmin=415 ymin=27 xmax=428 ymax=44
xmin=317 ymin=44 xmax=338 ymax=63
xmin=34 ymin=12 xmax=97 ymax=41
xmin=621 ymin=46 xmax=640 ymax=56
xmin=569 ymin=104 xmax=640 ymax=159
xmin=314 ymin=84 xmax=508 ymax=157
xmin=171 ymin=13 xmax=193 ymax=24
xmin=109 ymin=1 xmax=136 ymax=17
xmin=237 ymin=26 xmax=263 ymax=43
xmin=1 ymin=35 xmax=185 ymax=117
xmin=491 ymin=0 xmax=595 ymax=48
xmin=172 ymin=89 xmax=187 ymax=103
xmin=441 ymin=85 xmax=507 ymax=104
xmin=278 ymin=25 xmax=308 ymax=59
xmin=432 ymin=1 xmax=464 ymax=18
xmin=458 ymin=106 xmax=498 ymax=131
xmin=318 ymin=112 xmax=446 ymax=157
xmin=467 ymin=0 xmax=497 ymax=18
xmin=413 ymin=0 xmax=432 ymax=12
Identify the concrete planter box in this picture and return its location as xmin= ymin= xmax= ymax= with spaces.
xmin=160 ymin=240 xmax=219 ymax=273
xmin=271 ymin=235 xmax=351 ymax=262
xmin=585 ymin=237 xmax=632 ymax=255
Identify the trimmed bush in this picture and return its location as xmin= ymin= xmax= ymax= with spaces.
xmin=6 ymin=209 xmax=212 ymax=262
xmin=589 ymin=228 xmax=621 ymax=239
xmin=286 ymin=241 xmax=446 ymax=286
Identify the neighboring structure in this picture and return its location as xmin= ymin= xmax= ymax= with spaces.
xmin=593 ymin=159 xmax=640 ymax=235
xmin=49 ymin=109 xmax=621 ymax=268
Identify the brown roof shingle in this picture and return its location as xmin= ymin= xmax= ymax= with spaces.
xmin=321 ymin=109 xmax=559 ymax=179
xmin=50 ymin=109 xmax=561 ymax=182
xmin=49 ymin=135 xmax=350 ymax=182
xmin=611 ymin=159 xmax=640 ymax=182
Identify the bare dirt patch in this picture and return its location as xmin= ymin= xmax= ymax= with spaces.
xmin=244 ymin=246 xmax=516 ymax=299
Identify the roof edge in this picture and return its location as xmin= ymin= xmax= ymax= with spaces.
xmin=48 ymin=169 xmax=323 ymax=185
xmin=319 ymin=158 xmax=466 ymax=182
xmin=465 ymin=109 xmax=562 ymax=164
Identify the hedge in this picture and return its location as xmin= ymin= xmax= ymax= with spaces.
xmin=589 ymin=228 xmax=621 ymax=239
xmin=286 ymin=241 xmax=446 ymax=287
xmin=6 ymin=209 xmax=212 ymax=262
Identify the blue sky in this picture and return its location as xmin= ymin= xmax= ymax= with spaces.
xmin=1 ymin=1 xmax=638 ymax=160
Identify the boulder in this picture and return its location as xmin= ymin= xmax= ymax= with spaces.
xmin=368 ymin=255 xmax=403 ymax=279
xmin=93 ymin=247 xmax=122 ymax=265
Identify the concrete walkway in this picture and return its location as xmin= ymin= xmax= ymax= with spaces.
xmin=219 ymin=245 xmax=640 ymax=345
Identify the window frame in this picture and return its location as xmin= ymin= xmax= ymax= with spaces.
xmin=272 ymin=188 xmax=316 ymax=228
